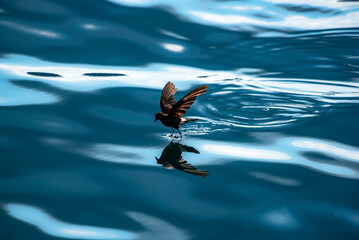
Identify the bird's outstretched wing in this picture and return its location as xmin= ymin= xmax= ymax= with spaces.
xmin=160 ymin=82 xmax=177 ymax=114
xmin=172 ymin=157 xmax=209 ymax=178
xmin=169 ymin=85 xmax=208 ymax=119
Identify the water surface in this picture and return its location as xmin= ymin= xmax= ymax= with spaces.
xmin=1 ymin=0 xmax=359 ymax=239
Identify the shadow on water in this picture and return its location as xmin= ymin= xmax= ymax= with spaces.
xmin=156 ymin=140 xmax=208 ymax=178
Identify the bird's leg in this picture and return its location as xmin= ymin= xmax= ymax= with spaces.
xmin=179 ymin=129 xmax=182 ymax=140
xmin=170 ymin=128 xmax=174 ymax=138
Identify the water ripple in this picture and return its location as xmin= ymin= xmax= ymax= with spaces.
xmin=190 ymin=85 xmax=332 ymax=129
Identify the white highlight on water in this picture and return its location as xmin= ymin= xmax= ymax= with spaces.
xmin=162 ymin=43 xmax=185 ymax=52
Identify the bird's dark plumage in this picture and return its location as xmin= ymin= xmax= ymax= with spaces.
xmin=155 ymin=82 xmax=208 ymax=136
xmin=160 ymin=82 xmax=177 ymax=114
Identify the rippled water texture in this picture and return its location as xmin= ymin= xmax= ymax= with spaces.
xmin=1 ymin=0 xmax=359 ymax=239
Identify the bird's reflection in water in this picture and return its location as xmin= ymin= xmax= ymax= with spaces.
xmin=156 ymin=141 xmax=209 ymax=178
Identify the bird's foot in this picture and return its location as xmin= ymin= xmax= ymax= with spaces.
xmin=173 ymin=134 xmax=182 ymax=139
xmin=166 ymin=133 xmax=175 ymax=140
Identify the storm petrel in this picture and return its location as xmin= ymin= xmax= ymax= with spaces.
xmin=154 ymin=82 xmax=208 ymax=138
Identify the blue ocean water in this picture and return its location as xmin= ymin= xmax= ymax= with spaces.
xmin=1 ymin=0 xmax=359 ymax=239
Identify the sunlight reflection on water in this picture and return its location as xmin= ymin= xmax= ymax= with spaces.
xmin=4 ymin=203 xmax=188 ymax=240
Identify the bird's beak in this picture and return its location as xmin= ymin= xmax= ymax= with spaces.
xmin=154 ymin=118 xmax=157 ymax=122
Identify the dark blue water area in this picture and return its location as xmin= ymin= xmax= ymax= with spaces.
xmin=1 ymin=0 xmax=359 ymax=239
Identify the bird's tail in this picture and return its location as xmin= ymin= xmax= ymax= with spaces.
xmin=185 ymin=118 xmax=198 ymax=123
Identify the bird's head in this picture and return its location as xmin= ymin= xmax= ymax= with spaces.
xmin=155 ymin=156 xmax=164 ymax=164
xmin=154 ymin=112 xmax=161 ymax=122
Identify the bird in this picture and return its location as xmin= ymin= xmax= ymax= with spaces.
xmin=156 ymin=141 xmax=208 ymax=178
xmin=154 ymin=82 xmax=208 ymax=138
